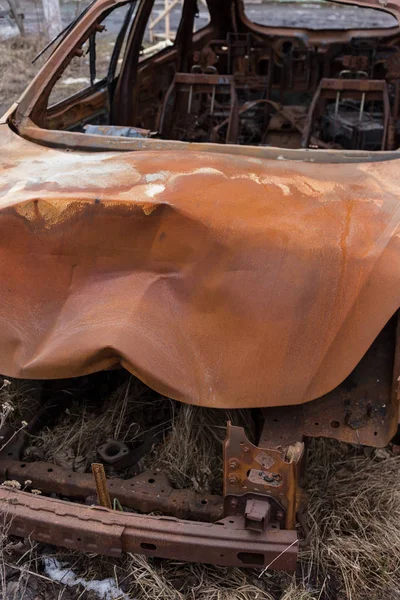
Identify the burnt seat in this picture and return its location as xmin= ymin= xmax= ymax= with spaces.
xmin=302 ymin=77 xmax=391 ymax=150
xmin=157 ymin=70 xmax=239 ymax=144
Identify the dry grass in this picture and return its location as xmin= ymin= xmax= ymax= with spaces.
xmin=0 ymin=36 xmax=44 ymax=115
xmin=151 ymin=402 xmax=256 ymax=494
xmin=29 ymin=375 xmax=255 ymax=495
xmin=299 ymin=440 xmax=400 ymax=600
xmin=121 ymin=554 xmax=275 ymax=599
xmin=0 ymin=378 xmax=37 ymax=431
xmin=30 ymin=376 xmax=172 ymax=473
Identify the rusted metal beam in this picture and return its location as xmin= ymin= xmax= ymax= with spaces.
xmin=0 ymin=460 xmax=223 ymax=522
xmin=0 ymin=487 xmax=298 ymax=569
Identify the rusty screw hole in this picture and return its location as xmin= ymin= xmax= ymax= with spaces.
xmin=331 ymin=420 xmax=340 ymax=429
xmin=148 ymin=478 xmax=155 ymax=484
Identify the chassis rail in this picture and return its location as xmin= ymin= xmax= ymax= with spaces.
xmin=0 ymin=488 xmax=298 ymax=569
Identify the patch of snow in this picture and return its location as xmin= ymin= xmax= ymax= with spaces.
xmin=43 ymin=557 xmax=130 ymax=600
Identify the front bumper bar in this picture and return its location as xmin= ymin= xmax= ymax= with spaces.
xmin=0 ymin=488 xmax=298 ymax=570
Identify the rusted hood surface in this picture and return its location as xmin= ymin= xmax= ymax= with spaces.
xmin=1 ymin=125 xmax=400 ymax=407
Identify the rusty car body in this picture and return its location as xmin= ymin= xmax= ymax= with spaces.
xmin=1 ymin=0 xmax=400 ymax=571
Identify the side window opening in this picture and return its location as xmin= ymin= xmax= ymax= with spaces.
xmin=47 ymin=1 xmax=137 ymax=108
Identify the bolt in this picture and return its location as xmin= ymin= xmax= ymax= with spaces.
xmin=229 ymin=475 xmax=238 ymax=485
xmin=229 ymin=460 xmax=238 ymax=470
xmin=230 ymin=497 xmax=239 ymax=508
xmin=243 ymin=446 xmax=250 ymax=453
xmin=276 ymin=510 xmax=284 ymax=521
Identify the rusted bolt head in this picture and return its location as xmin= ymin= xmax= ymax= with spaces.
xmin=229 ymin=475 xmax=238 ymax=485
xmin=229 ymin=460 xmax=238 ymax=470
xmin=276 ymin=510 xmax=284 ymax=521
xmin=230 ymin=497 xmax=239 ymax=507
xmin=243 ymin=446 xmax=250 ymax=453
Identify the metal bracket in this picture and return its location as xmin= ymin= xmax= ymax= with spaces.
xmin=223 ymin=422 xmax=305 ymax=530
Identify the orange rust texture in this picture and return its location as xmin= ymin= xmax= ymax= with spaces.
xmin=1 ymin=123 xmax=400 ymax=408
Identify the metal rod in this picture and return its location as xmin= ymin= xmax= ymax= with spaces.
xmin=334 ymin=91 xmax=340 ymax=118
xmin=188 ymin=85 xmax=193 ymax=113
xmin=91 ymin=463 xmax=112 ymax=509
xmin=359 ymin=92 xmax=365 ymax=122
xmin=210 ymin=86 xmax=216 ymax=115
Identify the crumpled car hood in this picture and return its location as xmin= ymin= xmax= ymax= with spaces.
xmin=1 ymin=124 xmax=400 ymax=408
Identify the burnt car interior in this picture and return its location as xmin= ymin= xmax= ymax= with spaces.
xmin=36 ymin=0 xmax=400 ymax=151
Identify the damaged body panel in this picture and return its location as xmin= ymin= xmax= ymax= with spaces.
xmin=1 ymin=0 xmax=400 ymax=571
xmin=1 ymin=125 xmax=400 ymax=411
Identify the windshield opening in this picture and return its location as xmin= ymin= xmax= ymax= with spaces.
xmin=27 ymin=0 xmax=400 ymax=153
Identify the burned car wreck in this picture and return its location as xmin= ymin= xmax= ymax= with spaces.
xmin=1 ymin=0 xmax=400 ymax=571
